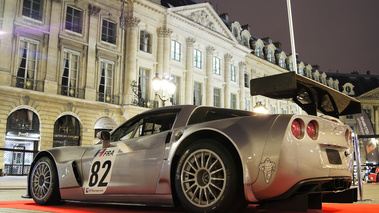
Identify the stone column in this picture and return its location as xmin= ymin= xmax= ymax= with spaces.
xmin=224 ymin=54 xmax=232 ymax=108
xmin=185 ymin=38 xmax=196 ymax=104
xmin=85 ymin=5 xmax=101 ymax=101
xmin=124 ymin=16 xmax=140 ymax=104
xmin=43 ymin=0 xmax=64 ymax=94
xmin=239 ymin=62 xmax=246 ymax=110
xmin=206 ymin=46 xmax=215 ymax=106
xmin=157 ymin=27 xmax=172 ymax=76
xmin=0 ymin=0 xmax=17 ymax=85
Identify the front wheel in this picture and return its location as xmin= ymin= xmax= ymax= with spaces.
xmin=175 ymin=140 xmax=247 ymax=213
xmin=30 ymin=156 xmax=61 ymax=205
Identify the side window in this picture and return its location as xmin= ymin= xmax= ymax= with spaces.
xmin=111 ymin=119 xmax=140 ymax=141
xmin=136 ymin=112 xmax=178 ymax=137
xmin=111 ymin=111 xmax=178 ymax=141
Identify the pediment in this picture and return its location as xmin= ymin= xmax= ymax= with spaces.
xmin=358 ymin=87 xmax=379 ymax=99
xmin=168 ymin=3 xmax=236 ymax=42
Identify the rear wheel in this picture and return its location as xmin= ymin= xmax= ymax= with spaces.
xmin=175 ymin=139 xmax=247 ymax=213
xmin=30 ymin=156 xmax=61 ymax=205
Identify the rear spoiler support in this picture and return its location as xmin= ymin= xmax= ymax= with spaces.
xmin=250 ymin=72 xmax=361 ymax=118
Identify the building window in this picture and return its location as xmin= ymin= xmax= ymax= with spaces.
xmin=279 ymin=57 xmax=285 ymax=68
xmin=16 ymin=37 xmax=39 ymax=90
xmin=213 ymin=88 xmax=221 ymax=107
xmin=281 ymin=108 xmax=287 ymax=114
xmin=230 ymin=93 xmax=237 ymax=109
xmin=194 ymin=49 xmax=202 ymax=69
xmin=244 ymin=72 xmax=249 ymax=88
xmin=245 ymin=98 xmax=251 ymax=111
xmin=194 ymin=82 xmax=202 ymax=105
xmin=289 ymin=59 xmax=294 ymax=71
xmin=270 ymin=105 xmax=277 ymax=114
xmin=243 ymin=36 xmax=248 ymax=47
xmin=213 ymin=56 xmax=220 ymax=75
xmin=171 ymin=75 xmax=180 ymax=105
xmin=140 ymin=30 xmax=151 ymax=53
xmin=138 ymin=68 xmax=150 ymax=100
xmin=53 ymin=115 xmax=80 ymax=147
xmin=256 ymin=44 xmax=261 ymax=57
xmin=22 ymin=0 xmax=43 ymax=21
xmin=102 ymin=19 xmax=116 ymax=44
xmin=61 ymin=49 xmax=80 ymax=97
xmin=171 ymin=40 xmax=181 ymax=62
xmin=299 ymin=66 xmax=304 ymax=75
xmin=268 ymin=49 xmax=274 ymax=63
xmin=98 ymin=59 xmax=114 ymax=103
xmin=65 ymin=6 xmax=82 ymax=33
xmin=230 ymin=64 xmax=236 ymax=82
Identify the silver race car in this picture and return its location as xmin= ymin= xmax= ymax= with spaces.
xmin=24 ymin=73 xmax=361 ymax=212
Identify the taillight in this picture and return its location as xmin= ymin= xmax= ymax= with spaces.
xmin=307 ymin=120 xmax=318 ymax=140
xmin=291 ymin=119 xmax=303 ymax=139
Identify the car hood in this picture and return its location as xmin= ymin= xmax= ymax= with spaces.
xmin=250 ymin=72 xmax=361 ymax=118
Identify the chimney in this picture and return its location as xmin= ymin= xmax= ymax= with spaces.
xmin=273 ymin=41 xmax=282 ymax=49
xmin=242 ymin=24 xmax=250 ymax=32
xmin=262 ymin=37 xmax=272 ymax=43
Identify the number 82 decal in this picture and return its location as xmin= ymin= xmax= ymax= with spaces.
xmin=85 ymin=147 xmax=119 ymax=194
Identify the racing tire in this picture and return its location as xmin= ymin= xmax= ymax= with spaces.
xmin=30 ymin=156 xmax=61 ymax=205
xmin=175 ymin=139 xmax=247 ymax=213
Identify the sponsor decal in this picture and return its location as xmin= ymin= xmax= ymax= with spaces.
xmin=259 ymin=158 xmax=276 ymax=184
xmin=85 ymin=147 xmax=119 ymax=195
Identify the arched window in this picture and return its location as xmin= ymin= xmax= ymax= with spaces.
xmin=5 ymin=109 xmax=39 ymax=175
xmin=53 ymin=115 xmax=81 ymax=147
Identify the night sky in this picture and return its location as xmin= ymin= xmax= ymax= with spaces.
xmin=199 ymin=0 xmax=379 ymax=75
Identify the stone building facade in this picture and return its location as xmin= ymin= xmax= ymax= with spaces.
xmin=0 ymin=0 xmax=352 ymax=175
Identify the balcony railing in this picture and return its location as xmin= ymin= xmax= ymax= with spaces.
xmin=132 ymin=97 xmax=158 ymax=108
xmin=59 ymin=85 xmax=85 ymax=99
xmin=11 ymin=76 xmax=44 ymax=92
xmin=97 ymin=92 xmax=120 ymax=105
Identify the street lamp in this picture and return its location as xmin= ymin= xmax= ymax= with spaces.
xmin=152 ymin=73 xmax=176 ymax=106
xmin=253 ymin=101 xmax=269 ymax=114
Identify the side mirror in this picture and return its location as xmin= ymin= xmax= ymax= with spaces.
xmin=96 ymin=131 xmax=111 ymax=148
xmin=97 ymin=131 xmax=111 ymax=141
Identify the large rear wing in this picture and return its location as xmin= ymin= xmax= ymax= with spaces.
xmin=250 ymin=72 xmax=361 ymax=118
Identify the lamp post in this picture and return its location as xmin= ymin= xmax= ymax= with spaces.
xmin=253 ymin=101 xmax=269 ymax=114
xmin=152 ymin=73 xmax=176 ymax=106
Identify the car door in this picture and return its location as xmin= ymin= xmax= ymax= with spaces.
xmin=81 ymin=110 xmax=179 ymax=196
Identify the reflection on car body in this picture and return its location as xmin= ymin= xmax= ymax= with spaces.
xmin=24 ymin=73 xmax=361 ymax=213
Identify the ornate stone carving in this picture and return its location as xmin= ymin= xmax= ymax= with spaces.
xmin=186 ymin=37 xmax=196 ymax=47
xmin=206 ymin=46 xmax=215 ymax=55
xmin=157 ymin=27 xmax=173 ymax=37
xmin=24 ymin=96 xmax=30 ymax=105
xmin=89 ymin=5 xmax=101 ymax=16
xmin=189 ymin=10 xmax=216 ymax=31
xmin=125 ymin=17 xmax=141 ymax=28
xmin=224 ymin=53 xmax=233 ymax=62
xmin=238 ymin=61 xmax=246 ymax=69
xmin=68 ymin=102 xmax=73 ymax=111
